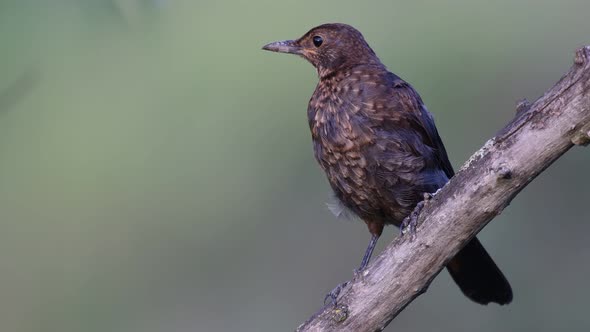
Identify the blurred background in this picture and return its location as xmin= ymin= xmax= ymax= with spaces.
xmin=1 ymin=1 xmax=589 ymax=331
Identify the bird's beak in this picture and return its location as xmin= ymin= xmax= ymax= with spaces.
xmin=261 ymin=40 xmax=302 ymax=54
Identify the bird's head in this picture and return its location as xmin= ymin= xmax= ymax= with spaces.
xmin=262 ymin=23 xmax=381 ymax=78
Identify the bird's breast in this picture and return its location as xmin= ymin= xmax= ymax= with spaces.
xmin=307 ymin=92 xmax=378 ymax=211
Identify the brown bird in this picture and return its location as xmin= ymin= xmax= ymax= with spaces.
xmin=262 ymin=23 xmax=512 ymax=305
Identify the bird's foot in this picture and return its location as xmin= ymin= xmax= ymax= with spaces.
xmin=400 ymin=192 xmax=433 ymax=238
xmin=324 ymin=280 xmax=349 ymax=307
xmin=400 ymin=203 xmax=422 ymax=238
xmin=430 ymin=188 xmax=441 ymax=198
xmin=324 ymin=265 xmax=369 ymax=307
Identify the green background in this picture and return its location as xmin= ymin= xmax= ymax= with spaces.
xmin=1 ymin=1 xmax=589 ymax=331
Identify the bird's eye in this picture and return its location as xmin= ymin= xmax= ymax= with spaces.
xmin=312 ymin=36 xmax=323 ymax=47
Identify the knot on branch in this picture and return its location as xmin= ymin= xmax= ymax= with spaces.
xmin=495 ymin=164 xmax=513 ymax=179
xmin=571 ymin=122 xmax=590 ymax=146
xmin=515 ymin=99 xmax=531 ymax=117
xmin=574 ymin=46 xmax=590 ymax=66
xmin=331 ymin=305 xmax=349 ymax=323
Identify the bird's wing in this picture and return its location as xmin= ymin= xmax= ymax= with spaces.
xmin=387 ymin=77 xmax=456 ymax=179
xmin=348 ymin=71 xmax=455 ymax=180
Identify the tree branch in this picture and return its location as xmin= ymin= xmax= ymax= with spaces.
xmin=296 ymin=46 xmax=590 ymax=332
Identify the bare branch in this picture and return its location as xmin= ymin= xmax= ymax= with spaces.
xmin=296 ymin=46 xmax=590 ymax=332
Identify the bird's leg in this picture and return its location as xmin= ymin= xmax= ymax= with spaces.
xmin=355 ymin=233 xmax=380 ymax=274
xmin=401 ymin=192 xmax=435 ymax=237
xmin=324 ymin=228 xmax=382 ymax=307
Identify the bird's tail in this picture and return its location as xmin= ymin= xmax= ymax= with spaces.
xmin=446 ymin=237 xmax=513 ymax=305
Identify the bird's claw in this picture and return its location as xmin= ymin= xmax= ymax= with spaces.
xmin=400 ymin=206 xmax=420 ymax=238
xmin=324 ymin=281 xmax=349 ymax=307
xmin=400 ymin=192 xmax=433 ymax=238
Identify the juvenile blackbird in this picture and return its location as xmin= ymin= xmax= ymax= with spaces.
xmin=262 ymin=23 xmax=512 ymax=305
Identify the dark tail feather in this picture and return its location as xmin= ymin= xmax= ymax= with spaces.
xmin=446 ymin=237 xmax=513 ymax=305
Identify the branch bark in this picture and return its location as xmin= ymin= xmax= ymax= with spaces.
xmin=296 ymin=46 xmax=590 ymax=332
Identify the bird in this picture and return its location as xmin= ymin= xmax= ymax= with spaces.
xmin=262 ymin=23 xmax=512 ymax=305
